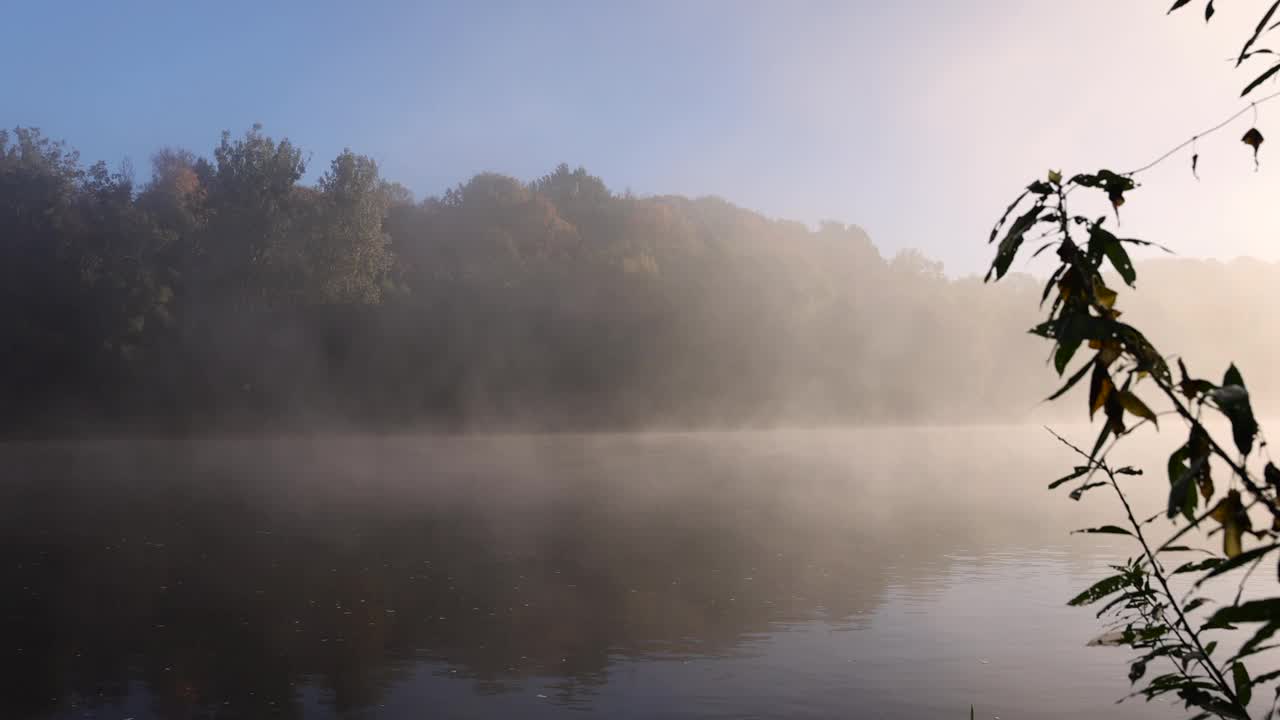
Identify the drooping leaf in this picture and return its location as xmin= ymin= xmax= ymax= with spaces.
xmin=1250 ymin=668 xmax=1280 ymax=686
xmin=1244 ymin=128 xmax=1266 ymax=170
xmin=1073 ymin=525 xmax=1132 ymax=536
xmin=1173 ymin=558 xmax=1223 ymax=575
xmin=1068 ymin=573 xmax=1128 ymax=606
xmin=1087 ymin=628 xmax=1130 ymax=646
xmin=1238 ymin=621 xmax=1280 ymax=659
xmin=989 ymin=190 xmax=1030 ymax=244
xmin=1242 ymin=61 xmax=1280 ymax=97
xmin=1217 ymin=365 xmax=1258 ymax=455
xmin=1049 ymin=466 xmax=1090 ymax=486
xmin=1198 ymin=465 xmax=1216 ymax=504
xmin=1089 ymin=362 xmax=1114 ymax=419
xmin=1237 ymin=1 xmax=1280 ymax=69
xmin=1197 ymin=542 xmax=1280 ymax=584
xmin=1167 ymin=447 xmax=1198 ymax=521
xmin=1210 ymin=490 xmax=1250 ymax=559
xmin=1088 ymin=420 xmax=1113 ymax=463
xmin=1041 ymin=266 xmax=1065 ymax=306
xmin=987 ymin=204 xmax=1043 ymax=281
xmin=1046 ymin=355 xmax=1094 ymax=401
xmin=1233 ymin=662 xmax=1253 ymax=706
xmin=1103 ymin=236 xmax=1137 ymax=287
xmin=1055 ymin=335 xmax=1083 ymax=376
xmin=1049 ymin=466 xmax=1090 ymax=490
xmin=1185 ymin=597 xmax=1212 ymax=613
xmin=1070 ymin=482 xmax=1108 ymax=501
xmin=1073 ymin=171 xmax=1137 ymax=222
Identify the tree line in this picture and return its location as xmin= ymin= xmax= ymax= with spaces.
xmin=0 ymin=125 xmax=1272 ymax=433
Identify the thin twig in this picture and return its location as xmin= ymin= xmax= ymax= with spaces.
xmin=1046 ymin=427 xmax=1248 ymax=717
xmin=1124 ymin=89 xmax=1280 ymax=177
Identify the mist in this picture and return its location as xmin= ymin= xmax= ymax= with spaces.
xmin=3 ymin=127 xmax=1276 ymax=437
xmin=4 ymin=124 xmax=1277 ymax=718
xmin=6 ymin=0 xmax=1280 ymax=715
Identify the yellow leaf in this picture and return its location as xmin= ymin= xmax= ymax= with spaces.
xmin=1093 ymin=277 xmax=1118 ymax=309
xmin=1197 ymin=467 xmax=1214 ymax=502
xmin=1048 ymin=169 xmax=1063 ymax=184
xmin=1210 ymin=490 xmax=1250 ymax=558
xmin=1091 ymin=377 xmax=1114 ymax=418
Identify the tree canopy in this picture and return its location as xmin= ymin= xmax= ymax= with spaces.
xmin=1 ymin=125 xmax=1276 ymax=433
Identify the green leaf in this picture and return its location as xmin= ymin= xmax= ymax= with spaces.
xmin=1251 ymin=668 xmax=1280 ymax=686
xmin=1185 ymin=597 xmax=1212 ymax=613
xmin=1046 ymin=354 xmax=1094 ymax=401
xmin=1173 ymin=558 xmax=1222 ymax=575
xmin=1068 ymin=573 xmax=1128 ymax=606
xmin=1238 ymin=621 xmax=1280 ymax=658
xmin=1102 ymin=234 xmax=1137 ymax=287
xmin=989 ymin=190 xmax=1030 ymax=244
xmin=1088 ymin=421 xmax=1113 ymax=463
xmin=1237 ymin=1 xmax=1280 ymax=70
xmin=1242 ymin=61 xmax=1280 ymax=97
xmin=987 ymin=205 xmax=1043 ymax=281
xmin=1197 ymin=543 xmax=1280 ymax=584
xmin=1049 ymin=466 xmax=1090 ymax=490
xmin=1070 ymin=481 xmax=1108 ymax=501
xmin=1217 ymin=365 xmax=1258 ymax=455
xmin=1040 ymin=266 xmax=1065 ymax=307
xmin=1167 ymin=447 xmax=1197 ymax=521
xmin=1210 ymin=598 xmax=1280 ymax=624
xmin=1224 ymin=363 xmax=1245 ymax=389
xmin=1073 ymin=525 xmax=1132 ymax=536
xmin=1055 ymin=336 xmax=1082 ymax=376
xmin=1234 ymin=662 xmax=1253 ymax=706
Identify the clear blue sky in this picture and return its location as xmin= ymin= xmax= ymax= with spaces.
xmin=6 ymin=1 xmax=1276 ymax=274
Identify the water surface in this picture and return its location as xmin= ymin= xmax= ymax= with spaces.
xmin=0 ymin=428 xmax=1211 ymax=718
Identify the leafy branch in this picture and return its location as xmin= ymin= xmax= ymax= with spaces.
xmin=983 ymin=5 xmax=1280 ymax=717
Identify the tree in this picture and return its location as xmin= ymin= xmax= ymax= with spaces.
xmin=202 ymin=124 xmax=306 ymax=308
xmin=309 ymin=150 xmax=393 ymax=304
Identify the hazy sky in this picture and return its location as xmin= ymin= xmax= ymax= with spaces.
xmin=6 ymin=0 xmax=1277 ymax=275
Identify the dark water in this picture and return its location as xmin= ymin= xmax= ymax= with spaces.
xmin=0 ymin=428 xmax=1201 ymax=719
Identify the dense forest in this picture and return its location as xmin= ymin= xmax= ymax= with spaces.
xmin=0 ymin=125 xmax=1273 ymax=433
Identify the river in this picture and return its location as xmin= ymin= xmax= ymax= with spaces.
xmin=0 ymin=427 xmax=1242 ymax=718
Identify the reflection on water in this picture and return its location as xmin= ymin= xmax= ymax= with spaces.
xmin=1 ymin=428 xmax=1179 ymax=719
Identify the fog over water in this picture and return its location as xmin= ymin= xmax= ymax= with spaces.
xmin=5 ymin=427 xmax=1275 ymax=719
